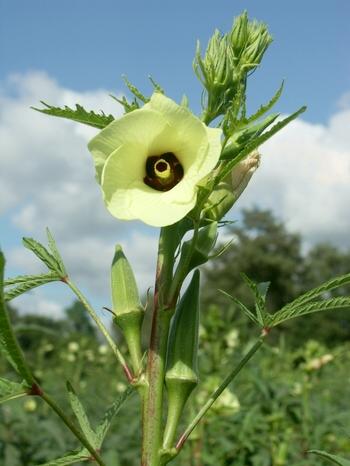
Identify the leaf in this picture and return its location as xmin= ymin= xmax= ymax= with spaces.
xmin=0 ymin=377 xmax=29 ymax=404
xmin=257 ymin=282 xmax=271 ymax=302
xmin=32 ymin=102 xmax=114 ymax=129
xmin=0 ymin=252 xmax=34 ymax=383
xmin=220 ymin=106 xmax=307 ymax=176
xmin=37 ymin=449 xmax=90 ymax=466
xmin=279 ymin=272 xmax=350 ymax=313
xmin=241 ymin=274 xmax=270 ymax=326
xmin=219 ymin=290 xmax=260 ymax=326
xmin=122 ymin=75 xmax=149 ymax=103
xmin=221 ymin=113 xmax=279 ymax=159
xmin=110 ymin=94 xmax=140 ymax=113
xmin=271 ymin=297 xmax=350 ymax=327
xmin=148 ymin=75 xmax=165 ymax=94
xmin=245 ymin=81 xmax=284 ymax=124
xmin=4 ymin=272 xmax=60 ymax=302
xmin=23 ymin=237 xmax=65 ymax=276
xmin=46 ymin=228 xmax=67 ymax=276
xmin=309 ymin=450 xmax=350 ymax=466
xmin=95 ymin=385 xmax=134 ymax=445
xmin=66 ymin=382 xmax=98 ymax=448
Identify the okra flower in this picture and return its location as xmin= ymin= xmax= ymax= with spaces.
xmin=88 ymin=93 xmax=222 ymax=226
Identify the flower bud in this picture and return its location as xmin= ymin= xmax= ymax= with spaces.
xmin=164 ymin=270 xmax=201 ymax=448
xmin=229 ymin=13 xmax=272 ymax=70
xmin=111 ymin=245 xmax=144 ymax=373
xmin=177 ymin=222 xmax=218 ymax=274
xmin=206 ymin=151 xmax=260 ymax=221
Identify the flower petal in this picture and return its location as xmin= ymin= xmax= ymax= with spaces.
xmin=88 ymin=108 xmax=168 ymax=181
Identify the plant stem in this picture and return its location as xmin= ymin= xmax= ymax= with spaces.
xmin=175 ymin=336 xmax=265 ymax=452
xmin=40 ymin=389 xmax=106 ymax=466
xmin=64 ymin=278 xmax=133 ymax=381
xmin=141 ymin=227 xmax=178 ymax=466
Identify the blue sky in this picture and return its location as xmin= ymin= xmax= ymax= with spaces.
xmin=1 ymin=0 xmax=349 ymax=122
xmin=1 ymin=0 xmax=350 ymax=317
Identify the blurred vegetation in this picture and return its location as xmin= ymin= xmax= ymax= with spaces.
xmin=1 ymin=208 xmax=350 ymax=465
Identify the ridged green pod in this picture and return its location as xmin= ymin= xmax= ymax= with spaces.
xmin=163 ymin=270 xmax=201 ymax=449
xmin=111 ymin=245 xmax=144 ymax=373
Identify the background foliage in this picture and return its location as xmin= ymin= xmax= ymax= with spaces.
xmin=1 ymin=208 xmax=350 ymax=466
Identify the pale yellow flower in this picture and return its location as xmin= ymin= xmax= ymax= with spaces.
xmin=88 ymin=93 xmax=222 ymax=226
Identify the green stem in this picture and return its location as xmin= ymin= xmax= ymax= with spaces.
xmin=141 ymin=226 xmax=178 ymax=466
xmin=175 ymin=336 xmax=265 ymax=452
xmin=40 ymin=389 xmax=106 ymax=466
xmin=64 ymin=278 xmax=133 ymax=381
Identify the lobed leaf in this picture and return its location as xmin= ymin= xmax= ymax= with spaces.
xmin=4 ymin=273 xmax=60 ymax=302
xmin=241 ymin=274 xmax=270 ymax=326
xmin=219 ymin=106 xmax=307 ymax=179
xmin=66 ymin=382 xmax=98 ymax=448
xmin=46 ymin=228 xmax=67 ymax=276
xmin=309 ymin=450 xmax=350 ymax=466
xmin=122 ymin=75 xmax=149 ymax=103
xmin=37 ymin=449 xmax=90 ymax=466
xmin=279 ymin=272 xmax=350 ymax=313
xmin=95 ymin=385 xmax=134 ymax=445
xmin=271 ymin=297 xmax=350 ymax=327
xmin=32 ymin=102 xmax=114 ymax=129
xmin=219 ymin=289 xmax=260 ymax=326
xmin=0 ymin=377 xmax=29 ymax=404
xmin=0 ymin=252 xmax=34 ymax=383
xmin=23 ymin=237 xmax=65 ymax=276
xmin=244 ymin=81 xmax=284 ymax=124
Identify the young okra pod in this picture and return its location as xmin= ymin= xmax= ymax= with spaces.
xmin=111 ymin=245 xmax=144 ymax=374
xmin=163 ymin=270 xmax=201 ymax=449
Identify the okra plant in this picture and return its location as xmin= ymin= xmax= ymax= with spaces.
xmin=1 ymin=11 xmax=350 ymax=466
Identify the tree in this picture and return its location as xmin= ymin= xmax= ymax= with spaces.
xmin=65 ymin=300 xmax=97 ymax=338
xmin=201 ymin=208 xmax=350 ymax=346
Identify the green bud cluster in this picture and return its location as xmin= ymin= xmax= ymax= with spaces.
xmin=194 ymin=11 xmax=272 ymax=123
xmin=111 ymin=245 xmax=144 ymax=374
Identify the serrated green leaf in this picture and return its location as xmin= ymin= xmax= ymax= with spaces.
xmin=148 ymin=75 xmax=164 ymax=94
xmin=95 ymin=385 xmax=134 ymax=445
xmin=37 ymin=449 xmax=90 ymax=466
xmin=220 ymin=106 xmax=307 ymax=177
xmin=23 ymin=237 xmax=64 ymax=275
xmin=245 ymin=81 xmax=284 ymax=124
xmin=66 ymin=381 xmax=98 ymax=448
xmin=110 ymin=94 xmax=140 ymax=113
xmin=46 ymin=229 xmax=67 ymax=276
xmin=309 ymin=450 xmax=350 ymax=466
xmin=0 ymin=377 xmax=29 ymax=404
xmin=0 ymin=252 xmax=34 ymax=383
xmin=222 ymin=113 xmax=279 ymax=159
xmin=271 ymin=297 xmax=350 ymax=327
xmin=32 ymin=102 xmax=114 ymax=129
xmin=257 ymin=282 xmax=271 ymax=302
xmin=241 ymin=274 xmax=268 ymax=325
xmin=4 ymin=273 xmax=60 ymax=302
xmin=122 ymin=75 xmax=149 ymax=103
xmin=219 ymin=289 xmax=260 ymax=325
xmin=279 ymin=272 xmax=350 ymax=314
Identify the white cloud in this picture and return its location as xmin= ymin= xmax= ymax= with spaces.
xmin=235 ymin=107 xmax=350 ymax=249
xmin=13 ymin=289 xmax=65 ymax=320
xmin=1 ymin=71 xmax=158 ymax=317
xmin=1 ymin=72 xmax=350 ymax=319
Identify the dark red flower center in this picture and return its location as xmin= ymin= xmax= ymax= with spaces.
xmin=144 ymin=152 xmax=184 ymax=192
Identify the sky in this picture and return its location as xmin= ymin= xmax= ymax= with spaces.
xmin=0 ymin=0 xmax=349 ymax=319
